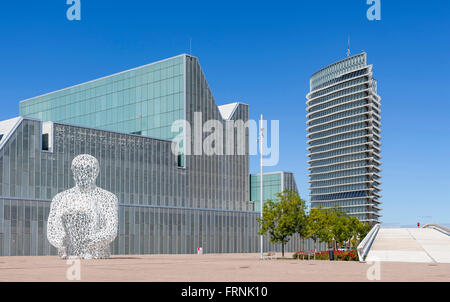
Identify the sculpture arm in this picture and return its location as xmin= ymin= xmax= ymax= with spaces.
xmin=88 ymin=194 xmax=118 ymax=248
xmin=46 ymin=195 xmax=66 ymax=250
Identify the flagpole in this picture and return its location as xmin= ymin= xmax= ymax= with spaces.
xmin=259 ymin=114 xmax=264 ymax=260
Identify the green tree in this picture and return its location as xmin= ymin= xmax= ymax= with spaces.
xmin=356 ymin=220 xmax=372 ymax=245
xmin=305 ymin=207 xmax=333 ymax=254
xmin=347 ymin=216 xmax=361 ymax=247
xmin=284 ymin=190 xmax=308 ymax=238
xmin=303 ymin=205 xmax=376 ymax=252
xmin=257 ymin=190 xmax=307 ymax=257
xmin=328 ymin=208 xmax=353 ymax=249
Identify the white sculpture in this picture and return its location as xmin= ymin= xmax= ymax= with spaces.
xmin=47 ymin=154 xmax=118 ymax=259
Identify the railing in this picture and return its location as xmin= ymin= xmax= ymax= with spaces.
xmin=423 ymin=223 xmax=450 ymax=236
xmin=357 ymin=223 xmax=380 ymax=262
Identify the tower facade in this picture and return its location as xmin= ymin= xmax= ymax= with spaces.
xmin=306 ymin=52 xmax=382 ymax=224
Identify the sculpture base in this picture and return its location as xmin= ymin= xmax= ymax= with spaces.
xmin=58 ymin=247 xmax=111 ymax=259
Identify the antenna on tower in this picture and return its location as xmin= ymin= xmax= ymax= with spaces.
xmin=189 ymin=37 xmax=192 ymax=55
xmin=347 ymin=35 xmax=351 ymax=57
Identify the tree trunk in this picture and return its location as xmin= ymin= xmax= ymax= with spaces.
xmin=282 ymin=242 xmax=285 ymax=257
xmin=314 ymin=239 xmax=317 ymax=260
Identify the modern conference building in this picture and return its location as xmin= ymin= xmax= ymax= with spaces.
xmin=306 ymin=52 xmax=382 ymax=224
xmin=0 ymin=54 xmax=307 ymax=256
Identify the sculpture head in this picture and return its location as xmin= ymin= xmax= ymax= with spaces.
xmin=71 ymin=154 xmax=99 ymax=191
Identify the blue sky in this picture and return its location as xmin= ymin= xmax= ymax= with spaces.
xmin=0 ymin=1 xmax=449 ymax=226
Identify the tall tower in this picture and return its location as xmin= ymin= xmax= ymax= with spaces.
xmin=306 ymin=52 xmax=382 ymax=224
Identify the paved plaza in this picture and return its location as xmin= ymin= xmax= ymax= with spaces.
xmin=0 ymin=253 xmax=449 ymax=282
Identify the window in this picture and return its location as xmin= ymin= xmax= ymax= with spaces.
xmin=0 ymin=134 xmax=3 ymax=141
xmin=177 ymin=153 xmax=184 ymax=168
xmin=42 ymin=134 xmax=49 ymax=151
xmin=131 ymin=131 xmax=142 ymax=136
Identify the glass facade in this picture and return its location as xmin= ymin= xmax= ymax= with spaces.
xmin=249 ymin=172 xmax=298 ymax=212
xmin=19 ymin=55 xmax=251 ymax=211
xmin=20 ymin=55 xmax=185 ymax=141
xmin=306 ymin=52 xmax=382 ymax=224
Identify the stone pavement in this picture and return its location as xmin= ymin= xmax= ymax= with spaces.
xmin=0 ymin=253 xmax=449 ymax=282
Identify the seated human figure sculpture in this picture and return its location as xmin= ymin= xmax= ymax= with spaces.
xmin=47 ymin=154 xmax=118 ymax=259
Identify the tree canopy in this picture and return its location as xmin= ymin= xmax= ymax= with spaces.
xmin=257 ymin=190 xmax=373 ymax=257
xmin=257 ymin=190 xmax=307 ymax=256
